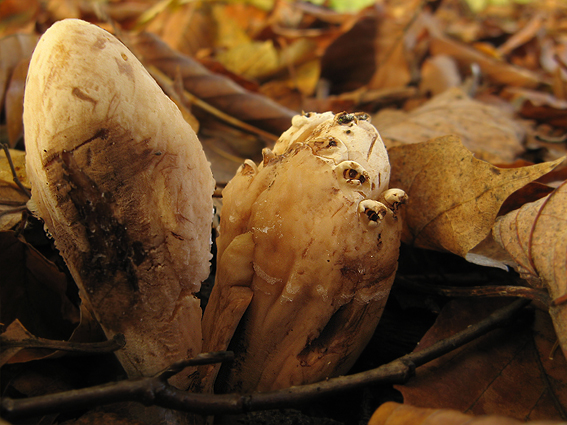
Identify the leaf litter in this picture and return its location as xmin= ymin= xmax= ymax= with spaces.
xmin=2 ymin=0 xmax=567 ymax=424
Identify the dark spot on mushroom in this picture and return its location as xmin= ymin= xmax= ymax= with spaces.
xmin=92 ymin=36 xmax=107 ymax=50
xmin=359 ymin=175 xmax=366 ymax=184
xmin=337 ymin=112 xmax=355 ymax=125
xmin=328 ymin=137 xmax=337 ymax=147
xmin=346 ymin=129 xmax=351 ymax=134
xmin=72 ymin=87 xmax=97 ymax=109
xmin=60 ymin=150 xmax=146 ymax=295
xmin=171 ymin=232 xmax=184 ymax=241
xmin=366 ymin=209 xmax=378 ymax=222
xmin=114 ymin=57 xmax=134 ymax=82
xmin=347 ymin=169 xmax=358 ymax=179
xmin=355 ymin=112 xmax=370 ymax=121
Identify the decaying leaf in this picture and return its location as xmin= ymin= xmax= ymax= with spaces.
xmin=0 ymin=231 xmax=79 ymax=341
xmin=201 ymin=111 xmax=406 ymax=393
xmin=369 ymin=402 xmax=567 ymax=425
xmin=0 ymin=148 xmax=29 ymax=230
xmin=123 ymin=31 xmax=296 ymax=136
xmin=426 ymin=14 xmax=546 ymax=89
xmin=393 ymin=299 xmax=567 ymax=421
xmin=494 ymin=180 xmax=567 ymax=359
xmin=0 ymin=319 xmax=48 ymax=366
xmin=23 ymin=19 xmax=215 ymax=388
xmin=5 ymin=57 xmax=28 ymax=147
xmin=374 ymin=87 xmax=526 ymax=164
xmin=388 ymin=135 xmax=563 ymax=258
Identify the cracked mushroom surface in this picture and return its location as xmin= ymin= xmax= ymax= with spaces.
xmin=201 ymin=111 xmax=407 ymax=393
xmin=23 ymin=19 xmax=215 ymax=388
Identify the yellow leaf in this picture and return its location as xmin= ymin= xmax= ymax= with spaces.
xmin=388 ymin=135 xmax=564 ymax=257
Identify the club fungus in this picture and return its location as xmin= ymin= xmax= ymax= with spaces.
xmin=23 ymin=19 xmax=215 ymax=388
xmin=201 ymin=111 xmax=407 ymax=393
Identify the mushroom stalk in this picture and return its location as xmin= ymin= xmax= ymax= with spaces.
xmin=24 ymin=19 xmax=215 ymax=388
xmin=201 ymin=111 xmax=407 ymax=393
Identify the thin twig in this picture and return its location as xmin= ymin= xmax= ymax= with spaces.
xmin=1 ymin=144 xmax=31 ymax=199
xmin=1 ymin=299 xmax=529 ymax=420
xmin=1 ymin=334 xmax=125 ymax=354
xmin=158 ymin=351 xmax=235 ymax=381
xmin=397 ymin=276 xmax=551 ymax=306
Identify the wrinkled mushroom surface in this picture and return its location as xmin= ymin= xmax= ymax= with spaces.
xmin=201 ymin=111 xmax=406 ymax=393
xmin=24 ymin=19 xmax=215 ymax=387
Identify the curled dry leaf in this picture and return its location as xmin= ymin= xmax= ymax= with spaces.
xmin=23 ymin=19 xmax=215 ymax=387
xmin=394 ymin=299 xmax=567 ymax=421
xmin=387 ymin=135 xmax=563 ymax=258
xmin=494 ymin=180 xmax=567 ymax=358
xmin=122 ymin=31 xmax=296 ymax=136
xmin=369 ymin=402 xmax=566 ymax=425
xmin=201 ymin=111 xmax=406 ymax=393
xmin=374 ymin=87 xmax=526 ymax=164
xmin=0 ymin=320 xmax=40 ymax=367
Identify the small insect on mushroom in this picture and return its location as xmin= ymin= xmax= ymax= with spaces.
xmin=200 ymin=111 xmax=407 ymax=393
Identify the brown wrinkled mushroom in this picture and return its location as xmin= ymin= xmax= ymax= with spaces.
xmin=201 ymin=111 xmax=407 ymax=393
xmin=23 ymin=19 xmax=215 ymax=388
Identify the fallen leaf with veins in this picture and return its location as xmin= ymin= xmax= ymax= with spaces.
xmin=374 ymin=87 xmax=526 ymax=164
xmin=0 ymin=148 xmax=29 ymax=231
xmin=369 ymin=401 xmax=567 ymax=425
xmin=392 ymin=299 xmax=567 ymax=422
xmin=494 ymin=180 xmax=567 ymax=358
xmin=388 ymin=135 xmax=563 ymax=257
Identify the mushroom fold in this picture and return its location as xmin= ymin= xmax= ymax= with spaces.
xmin=201 ymin=111 xmax=407 ymax=393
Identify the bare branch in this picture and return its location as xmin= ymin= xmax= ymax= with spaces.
xmin=1 ymin=299 xmax=529 ymax=421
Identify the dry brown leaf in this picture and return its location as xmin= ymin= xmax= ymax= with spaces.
xmin=419 ymin=55 xmax=462 ymax=96
xmin=388 ymin=135 xmax=563 ymax=257
xmin=123 ymin=31 xmax=296 ymax=136
xmin=503 ymin=88 xmax=567 ymax=129
xmin=492 ymin=197 xmax=547 ymax=283
xmin=0 ymin=0 xmax=39 ymax=37
xmin=5 ymin=58 xmax=28 ymax=147
xmin=494 ymin=180 xmax=567 ymax=358
xmin=0 ymin=319 xmax=54 ymax=366
xmin=426 ymin=14 xmax=547 ymax=89
xmin=320 ymin=13 xmax=378 ymax=94
xmin=393 ymin=299 xmax=567 ymax=421
xmin=0 ymin=148 xmax=29 ymax=231
xmin=366 ymin=0 xmax=419 ymax=91
xmin=0 ymin=231 xmax=79 ymax=341
xmin=369 ymin=402 xmax=566 ymax=425
xmin=142 ymin=1 xmax=216 ymax=57
xmin=374 ymin=87 xmax=525 ymax=164
xmin=0 ymin=33 xmax=37 ymax=115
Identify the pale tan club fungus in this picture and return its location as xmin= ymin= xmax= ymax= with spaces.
xmin=23 ymin=19 xmax=215 ymax=388
xmin=201 ymin=111 xmax=407 ymax=393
